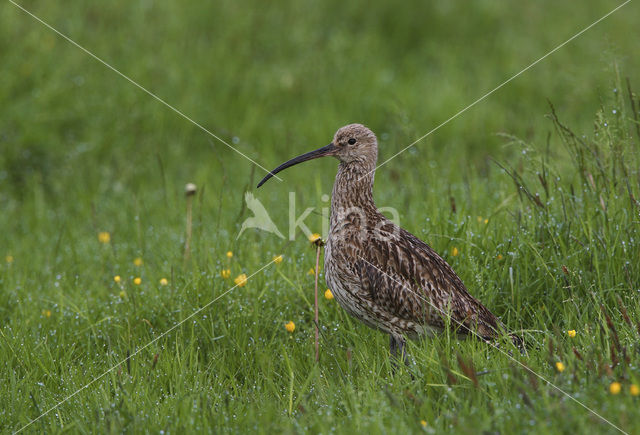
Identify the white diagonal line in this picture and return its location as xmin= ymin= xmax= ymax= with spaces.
xmin=359 ymin=256 xmax=627 ymax=434
xmin=363 ymin=0 xmax=632 ymax=180
xmin=14 ymin=258 xmax=278 ymax=434
xmin=8 ymin=0 xmax=282 ymax=181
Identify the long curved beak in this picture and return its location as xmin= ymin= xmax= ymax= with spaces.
xmin=257 ymin=143 xmax=337 ymax=188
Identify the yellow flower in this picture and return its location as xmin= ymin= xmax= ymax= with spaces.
xmin=484 ymin=218 xmax=489 ymax=224
xmin=451 ymin=247 xmax=459 ymax=257
xmin=226 ymin=251 xmax=233 ymax=258
xmin=133 ymin=257 xmax=143 ymax=266
xmin=420 ymin=420 xmax=427 ymax=428
xmin=630 ymin=384 xmax=639 ymax=396
xmin=285 ymin=321 xmax=295 ymax=332
xmin=324 ymin=289 xmax=334 ymax=300
xmin=308 ymin=268 xmax=315 ymax=275
xmin=98 ymin=232 xmax=111 ymax=244
xmin=477 ymin=216 xmax=483 ymax=223
xmin=6 ymin=255 xmax=14 ymax=263
xmin=273 ymin=255 xmax=283 ymax=264
xmin=113 ymin=275 xmax=121 ymax=283
xmin=567 ymin=330 xmax=576 ymax=338
xmin=221 ymin=269 xmax=231 ymax=279
xmin=555 ymin=362 xmax=565 ymax=372
xmin=159 ymin=278 xmax=168 ymax=286
xmin=119 ymin=290 xmax=126 ymax=299
xmin=496 ymin=254 xmax=503 ymax=260
xmin=609 ymin=382 xmax=621 ymax=395
xmin=308 ymin=233 xmax=322 ymax=243
xmin=133 ymin=277 xmax=142 ymax=285
xmin=42 ymin=309 xmax=51 ymax=318
xmin=234 ymin=274 xmax=248 ymax=287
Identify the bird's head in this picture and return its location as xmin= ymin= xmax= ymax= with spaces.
xmin=257 ymin=123 xmax=378 ymax=188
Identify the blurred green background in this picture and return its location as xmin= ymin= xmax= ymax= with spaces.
xmin=2 ymin=1 xmax=638 ymax=220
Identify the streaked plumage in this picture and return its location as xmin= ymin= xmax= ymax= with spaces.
xmin=258 ymin=124 xmax=519 ymax=361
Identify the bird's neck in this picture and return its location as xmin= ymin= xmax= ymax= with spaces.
xmin=330 ymin=161 xmax=377 ymax=228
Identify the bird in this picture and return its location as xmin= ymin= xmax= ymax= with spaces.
xmin=257 ymin=124 xmax=522 ymax=365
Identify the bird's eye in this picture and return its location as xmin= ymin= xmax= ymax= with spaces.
xmin=348 ymin=138 xmax=356 ymax=145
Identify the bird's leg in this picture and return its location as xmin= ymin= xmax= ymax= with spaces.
xmin=390 ymin=334 xmax=399 ymax=373
xmin=390 ymin=334 xmax=397 ymax=358
xmin=390 ymin=335 xmax=410 ymax=373
xmin=398 ymin=337 xmax=409 ymax=367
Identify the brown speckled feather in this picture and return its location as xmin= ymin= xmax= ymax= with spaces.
xmin=358 ymin=226 xmax=500 ymax=338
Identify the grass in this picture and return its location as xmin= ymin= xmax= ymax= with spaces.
xmin=2 ymin=0 xmax=640 ymax=433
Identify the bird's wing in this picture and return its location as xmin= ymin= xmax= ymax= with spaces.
xmin=351 ymin=222 xmax=503 ymax=339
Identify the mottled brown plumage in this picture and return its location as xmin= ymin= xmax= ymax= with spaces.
xmin=258 ymin=124 xmax=519 ymax=361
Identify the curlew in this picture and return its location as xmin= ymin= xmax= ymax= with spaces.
xmin=257 ymin=124 xmax=522 ymax=363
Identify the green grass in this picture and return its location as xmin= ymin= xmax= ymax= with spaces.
xmin=2 ymin=1 xmax=640 ymax=433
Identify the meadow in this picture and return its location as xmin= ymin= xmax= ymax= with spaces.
xmin=2 ymin=1 xmax=640 ymax=433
